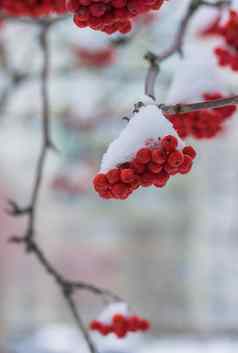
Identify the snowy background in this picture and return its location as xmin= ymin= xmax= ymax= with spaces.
xmin=1 ymin=0 xmax=238 ymax=352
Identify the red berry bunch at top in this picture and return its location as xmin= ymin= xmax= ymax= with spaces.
xmin=0 ymin=0 xmax=66 ymax=16
xmin=67 ymin=0 xmax=164 ymax=34
xmin=167 ymin=92 xmax=236 ymax=139
xmin=214 ymin=10 xmax=238 ymax=71
xmin=93 ymin=135 xmax=196 ymax=200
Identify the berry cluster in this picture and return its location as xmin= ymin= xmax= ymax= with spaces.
xmin=67 ymin=0 xmax=164 ymax=34
xmin=90 ymin=313 xmax=150 ymax=338
xmin=93 ymin=135 xmax=196 ymax=200
xmin=214 ymin=10 xmax=238 ymax=71
xmin=168 ymin=93 xmax=236 ymax=139
xmin=0 ymin=0 xmax=66 ymax=16
xmin=74 ymin=46 xmax=115 ymax=67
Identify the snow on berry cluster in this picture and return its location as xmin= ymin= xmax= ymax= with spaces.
xmin=167 ymin=92 xmax=237 ymax=139
xmin=0 ymin=0 xmax=66 ymax=16
xmin=214 ymin=10 xmax=238 ymax=71
xmin=93 ymin=105 xmax=196 ymax=200
xmin=67 ymin=0 xmax=164 ymax=34
xmin=89 ymin=302 xmax=150 ymax=338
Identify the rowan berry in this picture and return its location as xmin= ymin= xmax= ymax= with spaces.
xmin=106 ymin=168 xmax=120 ymax=184
xmin=151 ymin=148 xmax=167 ymax=164
xmin=135 ymin=147 xmax=152 ymax=164
xmin=183 ymin=146 xmax=197 ymax=160
xmin=167 ymin=151 xmax=184 ymax=168
xmin=179 ymin=155 xmax=193 ymax=174
xmin=160 ymin=135 xmax=178 ymax=152
xmin=147 ymin=162 xmax=163 ymax=174
xmin=120 ymin=168 xmax=135 ymax=183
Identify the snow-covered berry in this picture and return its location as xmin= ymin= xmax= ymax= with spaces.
xmin=89 ymin=302 xmax=150 ymax=338
xmin=93 ymin=106 xmax=196 ymax=200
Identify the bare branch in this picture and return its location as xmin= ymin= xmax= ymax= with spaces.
xmin=159 ymin=95 xmax=238 ymax=114
xmin=7 ymin=22 xmax=121 ymax=353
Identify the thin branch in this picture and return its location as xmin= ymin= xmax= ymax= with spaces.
xmin=7 ymin=22 xmax=121 ymax=353
xmin=159 ymin=95 xmax=238 ymax=114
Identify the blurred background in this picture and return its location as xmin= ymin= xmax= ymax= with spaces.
xmin=1 ymin=0 xmax=238 ymax=352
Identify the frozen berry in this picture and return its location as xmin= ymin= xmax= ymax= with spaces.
xmin=183 ymin=146 xmax=197 ymax=160
xmin=160 ymin=135 xmax=178 ymax=152
xmin=167 ymin=151 xmax=184 ymax=168
xmin=151 ymin=148 xmax=167 ymax=164
xmin=135 ymin=148 xmax=152 ymax=164
xmin=179 ymin=155 xmax=193 ymax=174
xmin=106 ymin=168 xmax=120 ymax=184
xmin=120 ymin=168 xmax=135 ymax=183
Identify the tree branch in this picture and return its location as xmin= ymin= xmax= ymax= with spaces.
xmin=7 ymin=22 xmax=121 ymax=353
xmin=159 ymin=94 xmax=238 ymax=114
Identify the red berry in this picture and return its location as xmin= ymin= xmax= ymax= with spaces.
xmin=90 ymin=320 xmax=102 ymax=331
xmin=111 ymin=183 xmax=130 ymax=199
xmin=106 ymin=168 xmax=120 ymax=184
xmin=113 ymin=314 xmax=125 ymax=324
xmin=120 ymin=168 xmax=135 ymax=183
xmin=167 ymin=151 xmax=184 ymax=168
xmin=99 ymin=190 xmax=113 ymax=199
xmin=153 ymin=170 xmax=169 ymax=187
xmin=147 ymin=162 xmax=163 ymax=174
xmin=151 ymin=148 xmax=167 ymax=164
xmin=99 ymin=324 xmax=112 ymax=335
xmin=183 ymin=146 xmax=197 ymax=160
xmin=140 ymin=171 xmax=155 ymax=187
xmin=164 ymin=163 xmax=178 ymax=176
xmin=127 ymin=316 xmax=140 ymax=332
xmin=90 ymin=3 xmax=106 ymax=16
xmin=130 ymin=176 xmax=141 ymax=190
xmin=130 ymin=160 xmax=145 ymax=174
xmin=114 ymin=325 xmax=128 ymax=338
xmin=138 ymin=319 xmax=150 ymax=331
xmin=179 ymin=155 xmax=193 ymax=174
xmin=93 ymin=173 xmax=109 ymax=191
xmin=160 ymin=135 xmax=178 ymax=152
xmin=135 ymin=148 xmax=152 ymax=164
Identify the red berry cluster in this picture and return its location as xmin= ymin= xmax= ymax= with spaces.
xmin=67 ymin=0 xmax=164 ymax=34
xmin=0 ymin=0 xmax=66 ymax=16
xmin=90 ymin=314 xmax=150 ymax=338
xmin=93 ymin=135 xmax=196 ymax=200
xmin=167 ymin=92 xmax=236 ymax=139
xmin=214 ymin=10 xmax=238 ymax=71
xmin=74 ymin=47 xmax=115 ymax=67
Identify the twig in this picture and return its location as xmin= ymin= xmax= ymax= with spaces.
xmin=159 ymin=95 xmax=238 ymax=114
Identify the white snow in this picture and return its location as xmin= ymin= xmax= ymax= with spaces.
xmin=166 ymin=47 xmax=228 ymax=105
xmin=98 ymin=302 xmax=129 ymax=324
xmin=100 ymin=105 xmax=184 ymax=172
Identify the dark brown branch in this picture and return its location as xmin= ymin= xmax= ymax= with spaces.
xmin=159 ymin=95 xmax=238 ymax=114
xmin=7 ymin=22 xmax=121 ymax=353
